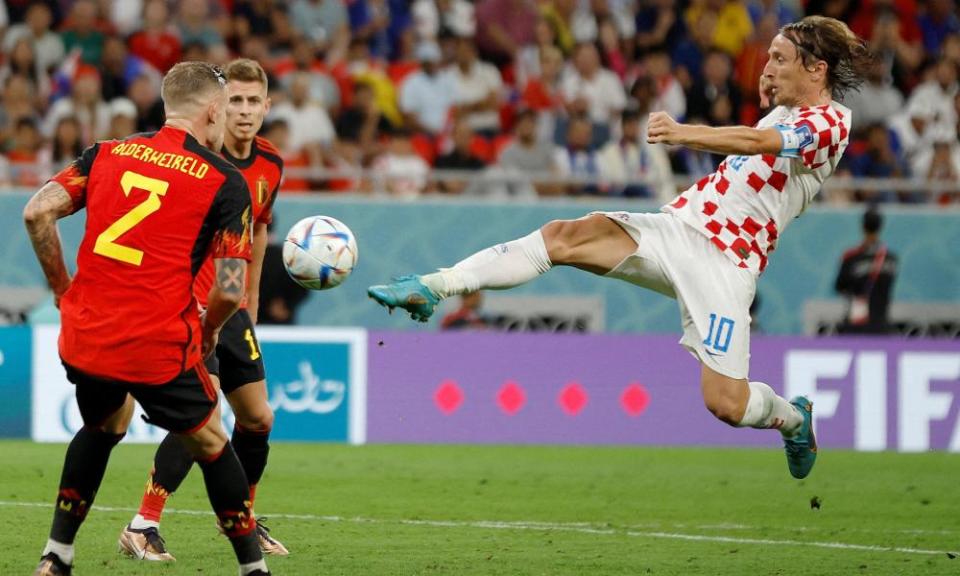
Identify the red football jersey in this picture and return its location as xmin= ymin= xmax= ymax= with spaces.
xmin=194 ymin=135 xmax=283 ymax=308
xmin=53 ymin=126 xmax=253 ymax=384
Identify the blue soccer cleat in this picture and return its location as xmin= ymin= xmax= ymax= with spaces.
xmin=368 ymin=275 xmax=440 ymax=323
xmin=784 ymin=396 xmax=817 ymax=479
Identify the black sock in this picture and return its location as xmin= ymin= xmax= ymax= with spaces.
xmin=197 ymin=443 xmax=262 ymax=565
xmin=232 ymin=424 xmax=270 ymax=487
xmin=152 ymin=432 xmax=195 ymax=493
xmin=50 ymin=427 xmax=124 ymax=544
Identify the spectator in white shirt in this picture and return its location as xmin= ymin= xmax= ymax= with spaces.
xmin=400 ymin=41 xmax=457 ymax=135
xmin=451 ymin=37 xmax=504 ymax=138
xmin=553 ymin=114 xmax=602 ymax=195
xmin=2 ymin=2 xmax=64 ymax=74
xmin=561 ymin=42 xmax=626 ymax=146
xmin=269 ymin=71 xmax=337 ymax=168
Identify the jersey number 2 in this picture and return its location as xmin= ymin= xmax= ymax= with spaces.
xmin=93 ymin=171 xmax=169 ymax=266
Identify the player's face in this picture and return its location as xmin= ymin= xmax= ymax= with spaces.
xmin=763 ymin=34 xmax=810 ymax=107
xmin=226 ymin=80 xmax=270 ymax=144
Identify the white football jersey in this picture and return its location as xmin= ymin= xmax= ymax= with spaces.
xmin=663 ymin=102 xmax=852 ymax=274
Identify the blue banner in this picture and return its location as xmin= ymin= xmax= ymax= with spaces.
xmin=0 ymin=326 xmax=30 ymax=437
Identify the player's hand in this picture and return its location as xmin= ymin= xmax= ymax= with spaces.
xmin=759 ymin=75 xmax=774 ymax=109
xmin=201 ymin=326 xmax=220 ymax=359
xmin=647 ymin=111 xmax=681 ymax=145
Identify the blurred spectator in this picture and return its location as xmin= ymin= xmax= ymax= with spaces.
xmin=541 ymin=0 xmax=578 ymax=56
xmin=127 ymin=73 xmax=165 ymax=132
xmin=440 ymin=292 xmax=489 ymax=330
xmin=335 ymin=81 xmax=393 ymax=155
xmin=399 ymin=41 xmax=456 ymax=135
xmin=687 ymin=49 xmax=741 ymax=129
xmin=234 ymin=0 xmax=281 ymax=41
xmin=40 ymin=115 xmax=84 ymax=173
xmin=635 ymin=0 xmax=686 ymax=53
xmin=109 ymin=0 xmax=145 ymax=37
xmin=290 ymin=0 xmax=351 ymax=63
xmin=918 ymin=0 xmax=960 ymax=56
xmin=671 ymin=6 xmax=716 ymax=90
xmin=841 ymin=58 xmax=905 ymax=134
xmin=643 ymin=48 xmax=686 ymax=120
xmin=520 ymin=44 xmax=566 ymax=143
xmin=628 ymin=74 xmax=676 ymax=202
xmin=553 ymin=114 xmax=601 ymax=194
xmin=746 ymin=0 xmax=797 ymax=27
xmin=59 ymin=0 xmax=107 ymax=65
xmin=99 ymin=36 xmax=158 ymax=102
xmin=269 ymin=71 xmax=337 ymax=169
xmin=450 ymin=37 xmax=504 ymax=137
xmin=434 ymin=118 xmax=487 ymax=193
xmin=176 ymin=0 xmax=225 ymax=49
xmin=370 ymin=130 xmax=431 ymax=197
xmin=106 ymin=98 xmax=138 ymax=141
xmin=348 ymin=0 xmax=391 ymax=59
xmin=413 ymin=0 xmax=476 ymax=40
xmin=598 ymin=108 xmax=668 ymax=198
xmin=475 ymin=0 xmax=539 ymax=66
xmin=847 ymin=123 xmax=910 ymax=202
xmin=496 ymin=108 xmax=561 ymax=196
xmin=516 ymin=16 xmax=559 ymax=88
xmin=1 ymin=76 xmax=42 ymax=143
xmin=0 ymin=37 xmax=51 ymax=103
xmin=3 ymin=2 xmax=64 ymax=74
xmin=262 ymin=119 xmax=311 ymax=192
xmin=868 ymin=8 xmax=924 ymax=91
xmin=735 ymin=12 xmax=776 ymax=124
xmin=275 ymin=36 xmax=342 ymax=111
xmin=597 ymin=17 xmax=629 ymax=80
xmin=908 ymin=57 xmax=958 ymax=132
xmin=835 ymin=207 xmax=898 ymax=334
xmin=685 ymin=0 xmax=752 ymax=58
xmin=888 ymin=96 xmax=937 ymax=179
xmin=561 ymin=42 xmax=626 ymax=145
xmin=5 ymin=117 xmax=46 ymax=187
xmin=43 ymin=66 xmax=110 ymax=144
xmin=127 ymin=0 xmax=181 ymax=74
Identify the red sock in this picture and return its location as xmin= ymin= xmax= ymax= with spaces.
xmin=138 ymin=470 xmax=171 ymax=523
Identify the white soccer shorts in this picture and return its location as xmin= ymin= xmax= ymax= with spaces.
xmin=595 ymin=211 xmax=757 ymax=380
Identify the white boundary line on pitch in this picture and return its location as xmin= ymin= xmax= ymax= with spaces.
xmin=1 ymin=501 xmax=956 ymax=558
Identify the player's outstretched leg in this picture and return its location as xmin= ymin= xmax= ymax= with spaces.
xmin=368 ymin=215 xmax=636 ymax=322
xmin=228 ymin=381 xmax=288 ymax=555
xmin=119 ymin=433 xmax=193 ymax=561
xmin=702 ymin=367 xmax=816 ymax=479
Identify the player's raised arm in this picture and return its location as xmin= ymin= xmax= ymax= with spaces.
xmin=23 ymin=177 xmax=86 ymax=307
xmin=647 ymin=112 xmax=783 ymax=157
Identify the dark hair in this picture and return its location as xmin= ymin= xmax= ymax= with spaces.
xmin=781 ymin=16 xmax=873 ymax=99
xmin=863 ymin=207 xmax=883 ymax=234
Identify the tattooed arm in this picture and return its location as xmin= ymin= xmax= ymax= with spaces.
xmin=201 ymin=257 xmax=248 ymax=357
xmin=23 ymin=181 xmax=80 ymax=308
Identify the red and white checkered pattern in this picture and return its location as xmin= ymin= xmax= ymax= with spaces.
xmin=664 ymin=102 xmax=851 ymax=274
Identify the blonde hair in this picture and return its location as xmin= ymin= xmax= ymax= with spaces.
xmin=224 ymin=58 xmax=268 ymax=89
xmin=161 ymin=61 xmax=226 ymax=112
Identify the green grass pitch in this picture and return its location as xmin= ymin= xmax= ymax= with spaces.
xmin=1 ymin=440 xmax=958 ymax=575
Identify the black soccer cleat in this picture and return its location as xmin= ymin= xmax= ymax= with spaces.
xmin=34 ymin=553 xmax=72 ymax=576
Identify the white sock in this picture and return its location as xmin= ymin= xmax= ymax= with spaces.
xmin=421 ymin=230 xmax=552 ymax=298
xmin=129 ymin=513 xmax=159 ymax=530
xmin=737 ymin=381 xmax=804 ymax=437
xmin=42 ymin=539 xmax=74 ymax=565
xmin=240 ymin=559 xmax=269 ymax=575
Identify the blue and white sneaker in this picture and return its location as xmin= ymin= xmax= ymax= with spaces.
xmin=368 ymin=275 xmax=440 ymax=323
xmin=784 ymin=396 xmax=817 ymax=479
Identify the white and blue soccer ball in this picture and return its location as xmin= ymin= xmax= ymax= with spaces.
xmin=282 ymin=215 xmax=358 ymax=290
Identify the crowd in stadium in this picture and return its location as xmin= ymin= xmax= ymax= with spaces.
xmin=0 ymin=0 xmax=958 ymax=203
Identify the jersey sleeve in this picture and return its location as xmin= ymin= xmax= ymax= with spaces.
xmin=257 ymin=177 xmax=280 ymax=226
xmin=774 ymin=108 xmax=845 ymax=169
xmin=50 ymin=143 xmax=100 ymax=208
xmin=209 ymin=168 xmax=253 ymax=261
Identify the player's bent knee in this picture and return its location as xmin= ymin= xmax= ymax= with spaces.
xmin=236 ymin=406 xmax=274 ymax=432
xmin=703 ymin=396 xmax=742 ymax=426
xmin=541 ymin=219 xmax=587 ymax=263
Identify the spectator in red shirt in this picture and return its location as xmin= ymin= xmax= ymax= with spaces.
xmin=128 ymin=0 xmax=182 ymax=74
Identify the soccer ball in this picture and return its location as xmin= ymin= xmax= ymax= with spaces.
xmin=282 ymin=215 xmax=358 ymax=290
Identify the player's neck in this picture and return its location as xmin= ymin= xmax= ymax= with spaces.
xmin=223 ymin=136 xmax=253 ymax=160
xmin=163 ymin=118 xmax=205 ymax=146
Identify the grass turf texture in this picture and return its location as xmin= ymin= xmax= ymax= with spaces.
xmin=1 ymin=441 xmax=958 ymax=575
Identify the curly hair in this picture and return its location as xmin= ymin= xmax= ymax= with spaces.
xmin=780 ymin=16 xmax=874 ymax=100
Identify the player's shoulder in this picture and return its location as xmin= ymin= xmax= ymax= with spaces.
xmin=183 ymin=135 xmax=245 ymax=182
xmin=254 ymin=136 xmax=284 ymax=170
xmin=842 ymin=245 xmax=865 ymax=260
